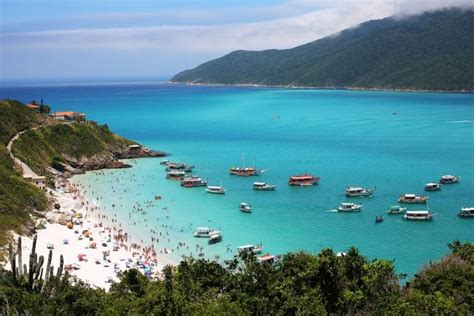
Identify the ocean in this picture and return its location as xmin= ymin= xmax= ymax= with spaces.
xmin=1 ymin=83 xmax=473 ymax=278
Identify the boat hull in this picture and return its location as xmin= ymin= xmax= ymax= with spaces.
xmin=403 ymin=216 xmax=433 ymax=221
xmin=337 ymin=207 xmax=362 ymax=212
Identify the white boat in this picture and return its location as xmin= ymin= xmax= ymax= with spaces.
xmin=240 ymin=202 xmax=252 ymax=213
xmin=160 ymin=159 xmax=170 ymax=165
xmin=257 ymin=253 xmax=280 ymax=265
xmin=403 ymin=210 xmax=433 ymax=221
xmin=386 ymin=205 xmax=407 ymax=214
xmin=440 ymin=175 xmax=460 ymax=184
xmin=345 ymin=186 xmax=374 ymax=197
xmin=237 ymin=244 xmax=263 ymax=255
xmin=458 ymin=207 xmax=474 ymax=218
xmin=208 ymin=232 xmax=223 ymax=244
xmin=193 ymin=227 xmax=216 ymax=238
xmin=424 ymin=183 xmax=442 ymax=191
xmin=337 ymin=203 xmax=363 ymax=212
xmin=206 ymin=185 xmax=226 ymax=194
xmin=253 ymin=182 xmax=276 ymax=191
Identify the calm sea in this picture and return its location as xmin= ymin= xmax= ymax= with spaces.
xmin=2 ymin=83 xmax=473 ymax=278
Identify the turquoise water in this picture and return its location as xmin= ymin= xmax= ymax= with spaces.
xmin=2 ymin=84 xmax=473 ymax=278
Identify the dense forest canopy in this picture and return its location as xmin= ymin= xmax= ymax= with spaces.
xmin=1 ymin=241 xmax=473 ymax=314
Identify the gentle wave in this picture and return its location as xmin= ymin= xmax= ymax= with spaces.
xmin=447 ymin=120 xmax=474 ymax=123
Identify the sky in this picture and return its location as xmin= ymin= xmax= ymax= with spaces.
xmin=0 ymin=0 xmax=472 ymax=81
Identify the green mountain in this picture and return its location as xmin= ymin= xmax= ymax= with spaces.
xmin=171 ymin=9 xmax=474 ymax=91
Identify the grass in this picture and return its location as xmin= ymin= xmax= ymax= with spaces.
xmin=12 ymin=122 xmax=134 ymax=175
xmin=0 ymin=100 xmax=48 ymax=248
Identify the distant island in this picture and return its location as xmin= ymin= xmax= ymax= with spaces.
xmin=171 ymin=9 xmax=474 ymax=92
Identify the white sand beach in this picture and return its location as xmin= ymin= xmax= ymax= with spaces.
xmin=12 ymin=179 xmax=177 ymax=290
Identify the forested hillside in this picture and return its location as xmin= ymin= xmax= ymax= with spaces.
xmin=172 ymin=9 xmax=474 ymax=91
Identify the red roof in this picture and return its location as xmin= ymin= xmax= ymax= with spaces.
xmin=26 ymin=104 xmax=40 ymax=109
xmin=53 ymin=111 xmax=85 ymax=117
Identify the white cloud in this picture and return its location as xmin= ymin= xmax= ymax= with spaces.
xmin=1 ymin=0 xmax=472 ymax=78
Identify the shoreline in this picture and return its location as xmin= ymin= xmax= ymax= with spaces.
xmin=168 ymin=81 xmax=474 ymax=94
xmin=7 ymin=172 xmax=177 ymax=290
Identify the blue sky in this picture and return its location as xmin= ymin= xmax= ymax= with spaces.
xmin=0 ymin=0 xmax=471 ymax=81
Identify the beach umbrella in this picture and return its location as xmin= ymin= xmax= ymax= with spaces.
xmin=77 ymin=254 xmax=87 ymax=261
xmin=63 ymin=239 xmax=69 ymax=244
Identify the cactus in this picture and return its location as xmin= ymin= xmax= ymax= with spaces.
xmin=45 ymin=250 xmax=52 ymax=283
xmin=6 ymin=235 xmax=64 ymax=291
xmin=17 ymin=236 xmax=22 ymax=278
xmin=56 ymin=255 xmax=64 ymax=278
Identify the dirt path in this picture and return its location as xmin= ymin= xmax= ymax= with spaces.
xmin=6 ymin=129 xmax=40 ymax=177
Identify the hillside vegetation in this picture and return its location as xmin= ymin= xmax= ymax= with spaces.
xmin=12 ymin=122 xmax=134 ymax=175
xmin=172 ymin=9 xmax=474 ymax=91
xmin=0 ymin=100 xmax=47 ymax=246
xmin=1 ymin=241 xmax=473 ymax=314
xmin=0 ymin=99 xmax=137 ymax=248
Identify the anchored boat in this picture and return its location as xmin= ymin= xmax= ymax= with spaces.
xmin=208 ymin=232 xmax=223 ymax=244
xmin=166 ymin=170 xmax=186 ymax=180
xmin=458 ymin=207 xmax=474 ymax=218
xmin=345 ymin=186 xmax=374 ymax=197
xmin=288 ymin=174 xmax=320 ymax=186
xmin=193 ymin=227 xmax=216 ymax=238
xmin=386 ymin=205 xmax=407 ymax=215
xmin=253 ymin=182 xmax=276 ymax=191
xmin=237 ymin=244 xmax=263 ymax=255
xmin=424 ymin=183 xmax=442 ymax=191
xmin=181 ymin=176 xmax=208 ymax=187
xmin=399 ymin=194 xmax=429 ymax=204
xmin=230 ymin=155 xmax=262 ymax=176
xmin=166 ymin=162 xmax=194 ymax=172
xmin=439 ymin=175 xmax=460 ymax=184
xmin=403 ymin=210 xmax=433 ymax=221
xmin=240 ymin=202 xmax=252 ymax=213
xmin=258 ymin=253 xmax=280 ymax=265
xmin=206 ymin=185 xmax=226 ymax=194
xmin=337 ymin=203 xmax=363 ymax=212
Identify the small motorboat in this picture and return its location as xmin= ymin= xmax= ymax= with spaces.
xmin=160 ymin=159 xmax=170 ymax=165
xmin=240 ymin=202 xmax=252 ymax=213
xmin=458 ymin=207 xmax=474 ymax=218
xmin=424 ymin=183 xmax=442 ymax=191
xmin=439 ymin=175 xmax=460 ymax=184
xmin=206 ymin=185 xmax=226 ymax=194
xmin=375 ymin=215 xmax=384 ymax=223
xmin=345 ymin=186 xmax=374 ymax=197
xmin=337 ymin=203 xmax=363 ymax=212
xmin=253 ymin=182 xmax=276 ymax=191
xmin=208 ymin=232 xmax=223 ymax=244
xmin=386 ymin=205 xmax=407 ymax=215
xmin=399 ymin=194 xmax=429 ymax=204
